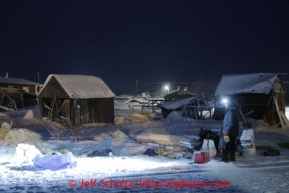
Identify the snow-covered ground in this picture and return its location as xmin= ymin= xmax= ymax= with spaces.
xmin=0 ymin=103 xmax=289 ymax=192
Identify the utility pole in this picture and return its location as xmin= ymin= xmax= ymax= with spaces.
xmin=167 ymin=83 xmax=170 ymax=94
xmin=162 ymin=85 xmax=163 ymax=99
xmin=136 ymin=79 xmax=138 ymax=97
xmin=37 ymin=72 xmax=42 ymax=94
xmin=37 ymin=72 xmax=41 ymax=83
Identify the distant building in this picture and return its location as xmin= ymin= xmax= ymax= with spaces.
xmin=37 ymin=74 xmax=115 ymax=124
xmin=0 ymin=77 xmax=40 ymax=94
xmin=164 ymin=90 xmax=199 ymax=100
xmin=0 ymin=76 xmax=41 ymax=108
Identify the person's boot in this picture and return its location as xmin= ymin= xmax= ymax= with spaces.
xmin=229 ymin=149 xmax=236 ymax=161
xmin=220 ymin=149 xmax=228 ymax=162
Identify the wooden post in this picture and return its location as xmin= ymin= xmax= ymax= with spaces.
xmin=92 ymin=107 xmax=94 ymax=123
xmin=280 ymin=111 xmax=289 ymax=127
xmin=273 ymin=96 xmax=285 ymax=129
xmin=55 ymin=98 xmax=59 ymax=119
xmin=48 ymin=95 xmax=55 ymax=119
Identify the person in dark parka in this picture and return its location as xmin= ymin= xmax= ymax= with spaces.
xmin=221 ymin=99 xmax=239 ymax=162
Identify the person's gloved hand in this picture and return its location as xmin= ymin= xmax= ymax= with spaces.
xmin=224 ymin=134 xmax=230 ymax=142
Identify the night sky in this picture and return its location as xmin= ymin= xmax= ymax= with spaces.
xmin=0 ymin=0 xmax=289 ymax=95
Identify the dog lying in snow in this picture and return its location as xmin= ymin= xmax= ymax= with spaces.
xmin=13 ymin=143 xmax=43 ymax=164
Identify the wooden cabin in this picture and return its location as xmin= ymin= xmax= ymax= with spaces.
xmin=213 ymin=73 xmax=288 ymax=128
xmin=37 ymin=74 xmax=115 ymax=125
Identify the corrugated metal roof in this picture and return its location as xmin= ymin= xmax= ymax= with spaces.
xmin=39 ymin=74 xmax=115 ymax=99
xmin=215 ymin=73 xmax=279 ymax=96
xmin=0 ymin=77 xmax=39 ymax=85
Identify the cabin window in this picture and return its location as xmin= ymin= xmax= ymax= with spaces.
xmin=23 ymin=86 xmax=30 ymax=92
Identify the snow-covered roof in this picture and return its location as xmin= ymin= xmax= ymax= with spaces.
xmin=39 ymin=74 xmax=115 ymax=99
xmin=0 ymin=77 xmax=39 ymax=85
xmin=167 ymin=89 xmax=198 ymax=95
xmin=162 ymin=97 xmax=196 ymax=109
xmin=215 ymin=73 xmax=280 ymax=96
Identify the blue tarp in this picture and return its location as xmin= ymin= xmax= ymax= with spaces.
xmin=34 ymin=152 xmax=77 ymax=170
